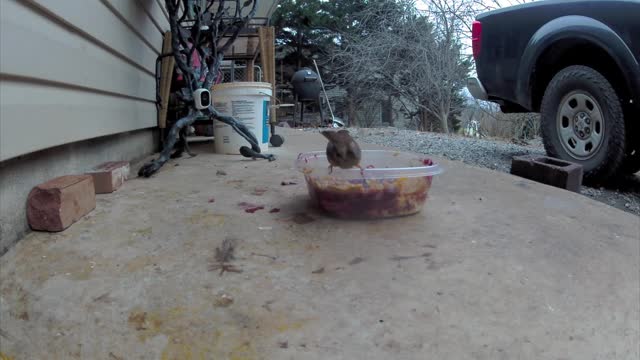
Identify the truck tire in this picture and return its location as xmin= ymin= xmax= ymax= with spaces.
xmin=540 ymin=65 xmax=626 ymax=182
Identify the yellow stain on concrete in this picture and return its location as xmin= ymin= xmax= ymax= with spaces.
xmin=124 ymin=255 xmax=164 ymax=273
xmin=0 ymin=352 xmax=14 ymax=360
xmin=188 ymin=210 xmax=225 ymax=227
xmin=128 ymin=306 xmax=211 ymax=342
xmin=128 ymin=309 xmax=164 ymax=335
xmin=127 ymin=301 xmax=313 ymax=359
xmin=8 ymin=286 xmax=30 ymax=322
xmin=6 ymin=240 xmax=97 ymax=285
xmin=161 ymin=330 xmax=223 ymax=360
xmin=161 ymin=343 xmax=196 ymax=360
xmin=275 ymin=319 xmax=307 ymax=333
xmin=132 ymin=227 xmax=153 ymax=237
xmin=228 ymin=341 xmax=257 ymax=360
xmin=225 ymin=180 xmax=244 ymax=189
xmin=68 ymin=262 xmax=95 ymax=280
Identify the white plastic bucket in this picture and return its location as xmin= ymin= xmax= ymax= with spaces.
xmin=211 ymin=82 xmax=272 ymax=154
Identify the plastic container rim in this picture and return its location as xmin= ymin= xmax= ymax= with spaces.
xmin=295 ymin=150 xmax=444 ymax=179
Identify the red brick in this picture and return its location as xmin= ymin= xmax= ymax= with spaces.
xmin=86 ymin=161 xmax=130 ymax=194
xmin=27 ymin=175 xmax=96 ymax=232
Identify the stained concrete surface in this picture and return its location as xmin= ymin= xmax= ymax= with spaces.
xmin=0 ymin=129 xmax=638 ymax=359
xmin=0 ymin=129 xmax=158 ymax=254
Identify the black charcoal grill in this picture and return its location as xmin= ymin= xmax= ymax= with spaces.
xmin=291 ymin=68 xmax=326 ymax=126
xmin=292 ymin=68 xmax=322 ymax=100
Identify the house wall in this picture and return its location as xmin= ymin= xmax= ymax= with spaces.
xmin=1 ymin=0 xmax=168 ymax=160
xmin=0 ymin=0 xmax=169 ymax=253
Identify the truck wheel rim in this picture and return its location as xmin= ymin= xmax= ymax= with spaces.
xmin=556 ymin=91 xmax=605 ymax=160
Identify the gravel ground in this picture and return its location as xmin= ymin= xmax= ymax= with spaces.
xmin=345 ymin=127 xmax=640 ymax=216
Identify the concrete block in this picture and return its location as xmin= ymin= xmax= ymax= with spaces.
xmin=86 ymin=161 xmax=130 ymax=194
xmin=511 ymin=155 xmax=583 ymax=192
xmin=27 ymin=175 xmax=96 ymax=232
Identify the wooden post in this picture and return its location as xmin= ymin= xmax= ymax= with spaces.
xmin=280 ymin=59 xmax=284 ymax=105
xmin=158 ymin=31 xmax=175 ymax=130
xmin=258 ymin=26 xmax=276 ymax=125
xmin=246 ymin=59 xmax=255 ymax=82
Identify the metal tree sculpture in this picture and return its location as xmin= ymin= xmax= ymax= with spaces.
xmin=139 ymin=0 xmax=275 ymax=178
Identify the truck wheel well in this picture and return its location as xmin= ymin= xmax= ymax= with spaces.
xmin=531 ymin=40 xmax=628 ymax=112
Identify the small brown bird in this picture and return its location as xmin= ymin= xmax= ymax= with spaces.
xmin=320 ymin=129 xmax=362 ymax=173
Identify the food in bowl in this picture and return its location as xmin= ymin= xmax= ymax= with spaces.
xmin=295 ymin=150 xmax=442 ymax=219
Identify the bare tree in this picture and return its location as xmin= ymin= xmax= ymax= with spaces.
xmin=333 ymin=1 xmax=470 ymax=133
xmin=331 ymin=0 xmax=539 ymax=133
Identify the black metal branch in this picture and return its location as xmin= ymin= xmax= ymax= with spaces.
xmin=189 ymin=2 xmax=203 ymax=53
xmin=203 ymin=0 xmax=257 ymax=89
xmin=197 ymin=49 xmax=209 ymax=84
xmin=140 ymin=0 xmax=274 ymax=178
xmin=216 ymin=0 xmax=226 ymax=19
xmin=203 ymin=53 xmax=224 ymax=90
xmin=181 ymin=0 xmax=191 ymax=19
xmin=178 ymin=0 xmax=189 ymax=23
xmin=173 ymin=2 xmax=198 ymax=80
xmin=166 ymin=1 xmax=196 ymax=90
xmin=190 ymin=5 xmax=209 ymax=83
xmin=234 ymin=0 xmax=241 ymax=18
xmin=138 ymin=111 xmax=200 ymax=177
xmin=204 ymin=0 xmax=215 ymax=14
xmin=223 ymin=0 xmax=258 ymax=47
xmin=207 ymin=106 xmax=275 ymax=161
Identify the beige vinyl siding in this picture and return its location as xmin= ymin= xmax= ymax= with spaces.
xmin=0 ymin=0 xmax=168 ymax=161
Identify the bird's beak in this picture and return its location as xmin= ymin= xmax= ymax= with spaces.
xmin=320 ymin=130 xmax=335 ymax=141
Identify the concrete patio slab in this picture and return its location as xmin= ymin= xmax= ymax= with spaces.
xmin=1 ymin=128 xmax=638 ymax=360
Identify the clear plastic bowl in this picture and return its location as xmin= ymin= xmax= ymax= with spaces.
xmin=295 ymin=150 xmax=443 ymax=219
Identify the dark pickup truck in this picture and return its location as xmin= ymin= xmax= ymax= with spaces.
xmin=467 ymin=0 xmax=640 ymax=182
